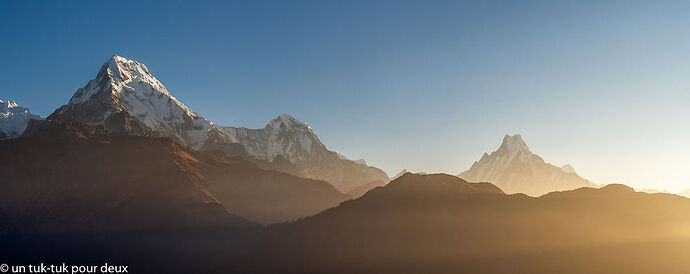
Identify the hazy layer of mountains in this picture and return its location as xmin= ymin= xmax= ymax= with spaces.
xmin=1 ymin=56 xmax=685 ymax=200
xmin=459 ymin=134 xmax=596 ymax=196
xmin=220 ymin=173 xmax=690 ymax=273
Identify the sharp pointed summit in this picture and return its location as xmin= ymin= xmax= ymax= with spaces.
xmin=498 ymin=134 xmax=531 ymax=154
xmin=459 ymin=134 xmax=594 ymax=196
xmin=42 ymin=55 xmax=229 ymax=150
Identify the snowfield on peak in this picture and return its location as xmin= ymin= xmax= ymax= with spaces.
xmin=47 ymin=55 xmax=222 ymax=149
xmin=220 ymin=114 xmax=323 ymax=163
xmin=459 ymin=134 xmax=594 ymax=196
xmin=0 ymin=100 xmax=42 ymax=140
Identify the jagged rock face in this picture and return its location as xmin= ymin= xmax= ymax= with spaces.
xmin=0 ymin=100 xmax=42 ymax=140
xmin=46 ymin=55 xmax=228 ymax=150
xmin=221 ymin=114 xmax=390 ymax=193
xmin=459 ymin=134 xmax=594 ymax=196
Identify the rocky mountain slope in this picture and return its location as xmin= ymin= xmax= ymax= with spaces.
xmin=459 ymin=134 xmax=595 ymax=196
xmin=0 ymin=99 xmax=42 ymax=140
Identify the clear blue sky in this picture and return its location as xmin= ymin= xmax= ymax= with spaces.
xmin=2 ymin=0 xmax=689 ymax=192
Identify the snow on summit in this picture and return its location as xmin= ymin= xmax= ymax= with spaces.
xmin=221 ymin=114 xmax=324 ymax=163
xmin=49 ymin=55 xmax=221 ymax=149
xmin=0 ymin=99 xmax=42 ymax=140
xmin=220 ymin=113 xmax=390 ymax=193
xmin=459 ymin=134 xmax=594 ymax=196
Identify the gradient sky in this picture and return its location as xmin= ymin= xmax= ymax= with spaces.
xmin=1 ymin=0 xmax=689 ymax=192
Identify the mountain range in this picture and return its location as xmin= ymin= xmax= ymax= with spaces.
xmin=27 ymin=55 xmax=388 ymax=194
xmin=459 ymin=134 xmax=595 ymax=196
xmin=3 ymin=55 xmax=689 ymax=273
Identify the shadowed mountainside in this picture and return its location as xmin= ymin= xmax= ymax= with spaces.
xmin=2 ymin=122 xmax=349 ymax=229
xmin=0 ymin=122 xmax=350 ymax=272
xmin=0 ymin=123 xmax=249 ymax=234
xmin=218 ymin=173 xmax=690 ymax=273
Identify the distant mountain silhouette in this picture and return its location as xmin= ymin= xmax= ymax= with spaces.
xmin=220 ymin=173 xmax=690 ymax=273
xmin=459 ymin=134 xmax=595 ymax=196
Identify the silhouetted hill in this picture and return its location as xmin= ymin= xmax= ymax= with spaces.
xmin=219 ymin=173 xmax=690 ymax=273
xmin=1 ymin=123 xmax=250 ymax=235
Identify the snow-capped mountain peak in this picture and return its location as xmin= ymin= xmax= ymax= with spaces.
xmin=459 ymin=134 xmax=593 ymax=196
xmin=70 ymin=56 xmax=167 ymax=104
xmin=48 ymin=55 xmax=221 ymax=149
xmin=497 ymin=134 xmax=531 ymax=155
xmin=0 ymin=99 xmax=43 ymax=140
xmin=221 ymin=114 xmax=324 ymax=162
xmin=268 ymin=114 xmax=315 ymax=133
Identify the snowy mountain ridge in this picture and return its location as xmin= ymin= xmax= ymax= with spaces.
xmin=0 ymin=99 xmax=42 ymax=140
xmin=459 ymin=134 xmax=594 ymax=196
xmin=220 ymin=114 xmax=390 ymax=192
xmin=221 ymin=114 xmax=322 ymax=163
